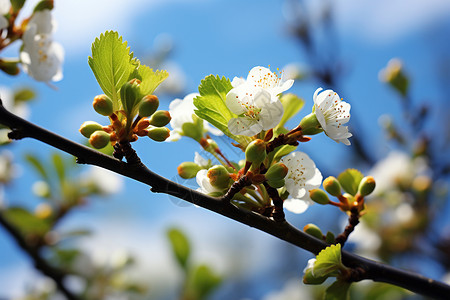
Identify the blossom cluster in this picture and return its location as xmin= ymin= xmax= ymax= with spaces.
xmin=171 ymin=66 xmax=352 ymax=215
xmin=0 ymin=2 xmax=63 ymax=82
xmin=20 ymin=9 xmax=64 ymax=82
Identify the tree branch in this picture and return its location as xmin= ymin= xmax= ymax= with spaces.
xmin=0 ymin=101 xmax=449 ymax=299
xmin=0 ymin=212 xmax=81 ymax=300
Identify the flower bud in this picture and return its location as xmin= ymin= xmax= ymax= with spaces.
xmin=177 ymin=162 xmax=201 ymax=179
xmin=32 ymin=181 xmax=51 ymax=198
xmin=265 ymin=163 xmax=288 ymax=181
xmin=303 ymin=268 xmax=328 ymax=285
xmin=35 ymin=203 xmax=53 ymax=219
xmin=79 ymin=121 xmax=103 ymax=138
xmin=267 ymin=179 xmax=285 ymax=189
xmin=207 ymin=165 xmax=230 ymax=190
xmin=303 ymin=223 xmax=324 ymax=240
xmin=136 ymin=119 xmax=150 ymax=131
xmin=89 ymin=130 xmax=111 ymax=149
xmin=147 ymin=127 xmax=170 ymax=142
xmin=379 ymin=58 xmax=409 ymax=97
xmin=139 ymin=95 xmax=159 ymax=117
xmin=299 ymin=113 xmax=323 ymax=135
xmin=93 ymin=94 xmax=113 ymax=116
xmin=205 ymin=139 xmax=219 ymax=151
xmin=323 ymin=176 xmax=342 ymax=197
xmin=0 ymin=59 xmax=20 ymax=76
xmin=358 ymin=176 xmax=376 ymax=196
xmin=149 ymin=110 xmax=171 ymax=127
xmin=120 ymin=80 xmax=141 ymax=116
xmin=309 ymin=189 xmax=330 ymax=205
xmin=245 ymin=139 xmax=266 ymax=165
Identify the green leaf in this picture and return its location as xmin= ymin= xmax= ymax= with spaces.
xmin=11 ymin=0 xmax=26 ymax=11
xmin=275 ymin=93 xmax=304 ymax=130
xmin=51 ymin=248 xmax=81 ymax=269
xmin=88 ymin=31 xmax=138 ymax=111
xmin=33 ymin=0 xmax=53 ymax=12
xmin=338 ymin=169 xmax=364 ymax=196
xmin=25 ymin=154 xmax=49 ymax=182
xmin=2 ymin=206 xmax=51 ymax=236
xmin=325 ymin=231 xmax=336 ymax=244
xmin=133 ymin=64 xmax=168 ymax=96
xmin=51 ymin=153 xmax=65 ymax=183
xmin=325 ymin=280 xmax=351 ymax=300
xmin=271 ymin=144 xmax=297 ymax=163
xmin=186 ymin=264 xmax=222 ymax=300
xmin=167 ymin=228 xmax=190 ymax=269
xmin=14 ymin=88 xmax=36 ymax=103
xmin=314 ymin=244 xmax=344 ymax=277
xmin=194 ymin=75 xmax=251 ymax=147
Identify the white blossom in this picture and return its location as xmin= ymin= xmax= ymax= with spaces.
xmin=195 ymin=169 xmax=222 ymax=195
xmin=231 ymin=66 xmax=294 ymax=96
xmin=20 ymin=9 xmax=64 ymax=82
xmin=168 ymin=93 xmax=222 ymax=141
xmin=81 ymin=166 xmax=124 ymax=195
xmin=0 ymin=0 xmax=10 ymax=30
xmin=303 ymin=258 xmax=316 ymax=274
xmin=225 ymin=66 xmax=293 ymax=136
xmin=226 ymin=85 xmax=284 ymax=136
xmin=369 ymin=151 xmax=430 ymax=194
xmin=280 ymin=151 xmax=322 ymax=214
xmin=194 ymin=152 xmax=210 ymax=168
xmin=313 ymin=88 xmax=352 ymax=145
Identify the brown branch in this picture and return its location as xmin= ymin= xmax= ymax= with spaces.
xmin=262 ymin=182 xmax=285 ymax=222
xmin=0 ymin=212 xmax=81 ymax=300
xmin=335 ymin=207 xmax=360 ymax=246
xmin=0 ymin=101 xmax=449 ymax=299
xmin=221 ymin=175 xmax=252 ymax=202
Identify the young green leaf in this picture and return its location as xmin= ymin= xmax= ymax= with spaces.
xmin=324 ymin=280 xmax=352 ymax=300
xmin=338 ymin=169 xmax=364 ymax=196
xmin=11 ymin=0 xmax=26 ymax=12
xmin=185 ymin=264 xmax=222 ymax=300
xmin=14 ymin=88 xmax=36 ymax=103
xmin=33 ymin=0 xmax=53 ymax=12
xmin=194 ymin=75 xmax=251 ymax=147
xmin=132 ymin=64 xmax=168 ymax=96
xmin=313 ymin=244 xmax=345 ymax=277
xmin=271 ymin=144 xmax=297 ymax=163
xmin=167 ymin=228 xmax=191 ymax=269
xmin=325 ymin=231 xmax=336 ymax=244
xmin=51 ymin=153 xmax=65 ymax=183
xmin=25 ymin=154 xmax=49 ymax=182
xmin=275 ymin=93 xmax=304 ymax=130
xmin=3 ymin=206 xmax=51 ymax=236
xmin=88 ymin=31 xmax=138 ymax=111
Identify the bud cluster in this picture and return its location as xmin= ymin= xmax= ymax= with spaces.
xmin=309 ymin=172 xmax=376 ymax=213
xmin=79 ymin=79 xmax=172 ymax=149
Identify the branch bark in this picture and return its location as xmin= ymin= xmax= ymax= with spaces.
xmin=0 ymin=101 xmax=449 ymax=299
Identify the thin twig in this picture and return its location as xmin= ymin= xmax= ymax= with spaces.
xmin=0 ymin=212 xmax=81 ymax=300
xmin=335 ymin=207 xmax=360 ymax=246
xmin=0 ymin=101 xmax=449 ymax=299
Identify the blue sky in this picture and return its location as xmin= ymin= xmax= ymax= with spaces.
xmin=1 ymin=0 xmax=450 ymax=298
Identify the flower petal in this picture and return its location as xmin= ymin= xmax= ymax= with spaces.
xmin=284 ymin=198 xmax=312 ymax=214
xmin=0 ymin=16 xmax=8 ymax=30
xmin=228 ymin=117 xmax=262 ymax=136
xmin=231 ymin=76 xmax=246 ymax=88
